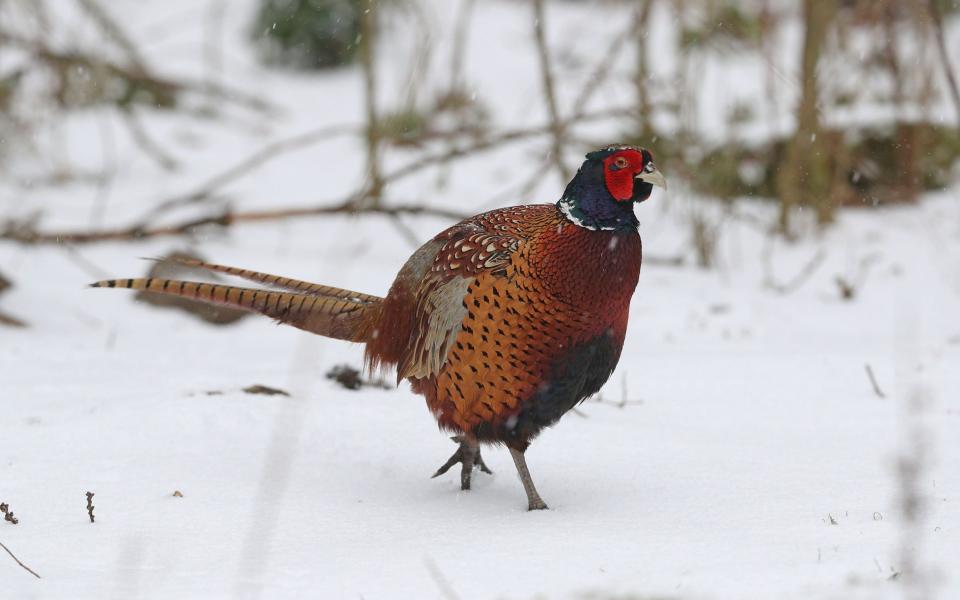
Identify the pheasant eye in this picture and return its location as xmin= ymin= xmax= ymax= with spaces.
xmin=613 ymin=157 xmax=629 ymax=169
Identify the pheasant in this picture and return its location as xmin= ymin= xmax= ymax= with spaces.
xmin=92 ymin=145 xmax=666 ymax=510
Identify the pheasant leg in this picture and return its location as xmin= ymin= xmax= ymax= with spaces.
xmin=509 ymin=447 xmax=549 ymax=511
xmin=431 ymin=435 xmax=492 ymax=490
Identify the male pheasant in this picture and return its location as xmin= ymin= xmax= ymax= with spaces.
xmin=92 ymin=145 xmax=666 ymax=510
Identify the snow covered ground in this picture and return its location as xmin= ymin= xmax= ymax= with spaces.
xmin=1 ymin=1 xmax=959 ymax=598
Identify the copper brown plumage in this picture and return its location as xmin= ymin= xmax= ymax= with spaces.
xmin=91 ymin=145 xmax=666 ymax=510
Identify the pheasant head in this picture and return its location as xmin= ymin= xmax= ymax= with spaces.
xmin=558 ymin=145 xmax=666 ymax=231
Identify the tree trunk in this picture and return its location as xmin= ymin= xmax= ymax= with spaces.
xmin=777 ymin=0 xmax=836 ymax=235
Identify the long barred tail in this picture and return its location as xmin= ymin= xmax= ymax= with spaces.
xmin=158 ymin=257 xmax=382 ymax=303
xmin=90 ymin=267 xmax=382 ymax=343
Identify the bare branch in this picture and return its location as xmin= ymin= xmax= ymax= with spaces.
xmin=360 ymin=0 xmax=383 ymax=208
xmin=142 ymin=124 xmax=358 ymax=221
xmin=531 ymin=0 xmax=569 ymax=184
xmin=2 ymin=201 xmax=467 ymax=245
xmin=119 ymin=108 xmax=179 ymax=171
xmin=0 ymin=540 xmax=40 ymax=579
xmin=764 ymin=245 xmax=827 ymax=295
xmin=75 ymin=0 xmax=149 ymax=72
xmin=0 ymin=28 xmax=274 ymax=114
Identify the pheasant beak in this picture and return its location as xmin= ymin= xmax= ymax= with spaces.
xmin=636 ymin=166 xmax=667 ymax=190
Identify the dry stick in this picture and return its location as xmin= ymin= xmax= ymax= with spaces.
xmin=0 ymin=541 xmax=40 ymax=579
xmin=865 ymin=364 xmax=887 ymax=399
xmin=0 ymin=502 xmax=18 ymax=524
xmin=85 ymin=491 xmax=95 ymax=523
xmin=531 ymin=0 xmax=569 ymax=185
xmin=927 ymin=0 xmax=960 ymax=125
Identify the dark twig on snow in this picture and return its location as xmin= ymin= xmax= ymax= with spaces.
xmin=864 ymin=364 xmax=887 ymax=399
xmin=242 ymin=384 xmax=290 ymax=397
xmin=0 ymin=540 xmax=41 ymax=578
xmin=0 ymin=503 xmax=18 ymax=525
xmin=85 ymin=491 xmax=95 ymax=523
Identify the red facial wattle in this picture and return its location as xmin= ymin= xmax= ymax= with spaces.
xmin=601 ymin=149 xmax=645 ymax=202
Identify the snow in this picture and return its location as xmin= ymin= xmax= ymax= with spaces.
xmin=2 ymin=1 xmax=959 ymax=598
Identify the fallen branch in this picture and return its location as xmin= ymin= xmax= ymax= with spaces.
xmin=0 ymin=540 xmax=40 ymax=578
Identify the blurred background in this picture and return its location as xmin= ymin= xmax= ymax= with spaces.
xmin=0 ymin=0 xmax=957 ymax=261
xmin=0 ymin=1 xmax=958 ymax=598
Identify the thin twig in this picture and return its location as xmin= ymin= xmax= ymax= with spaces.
xmin=360 ymin=0 xmax=383 ymax=208
xmin=764 ymin=244 xmax=827 ymax=295
xmin=142 ymin=124 xmax=358 ymax=221
xmin=448 ymin=0 xmax=476 ymax=91
xmin=75 ymin=0 xmax=149 ymax=71
xmin=119 ymin=108 xmax=179 ymax=171
xmin=531 ymin=0 xmax=569 ymax=184
xmin=382 ymin=107 xmax=628 ymax=185
xmin=0 ymin=540 xmax=41 ymax=578
xmin=0 ymin=28 xmax=273 ymax=114
xmin=569 ymin=21 xmax=633 ymax=119
xmin=3 ymin=201 xmax=467 ymax=245
xmin=865 ymin=364 xmax=886 ymax=399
